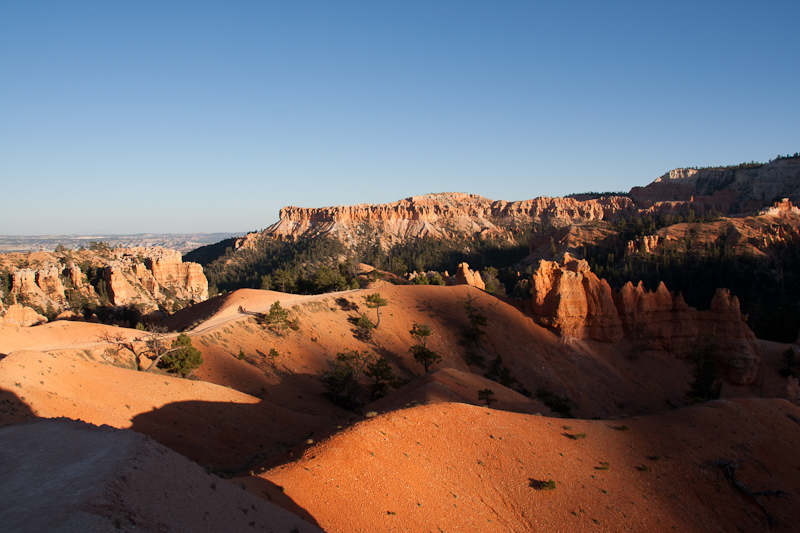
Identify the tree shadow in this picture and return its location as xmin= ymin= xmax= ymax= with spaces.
xmin=128 ymin=396 xmax=332 ymax=527
xmin=236 ymin=475 xmax=320 ymax=525
xmin=0 ymin=387 xmax=36 ymax=427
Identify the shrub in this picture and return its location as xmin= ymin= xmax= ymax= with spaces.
xmin=258 ymin=301 xmax=294 ymax=335
xmin=355 ymin=314 xmax=376 ymax=340
xmin=779 ymin=347 xmax=797 ymax=377
xmin=364 ymin=356 xmax=397 ymax=399
xmin=321 ymin=349 xmax=373 ymax=410
xmin=478 ymin=388 xmax=497 ymax=407
xmin=410 ymin=322 xmax=441 ymax=372
xmin=536 ymin=387 xmax=573 ymax=418
xmin=530 ymin=479 xmax=556 ymax=491
xmin=160 ymin=333 xmax=203 ymax=377
xmin=687 ymin=334 xmax=722 ymax=403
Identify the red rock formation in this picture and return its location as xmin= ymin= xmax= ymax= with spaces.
xmin=262 ymin=193 xmax=637 ymax=248
xmin=140 ymin=248 xmax=208 ymax=303
xmin=780 ymin=376 xmax=800 ymax=407
xmin=625 ymin=235 xmax=660 ymax=256
xmin=630 ymin=157 xmax=800 ymax=213
xmin=0 ymin=304 xmax=47 ymax=327
xmin=531 ymin=255 xmax=623 ymax=342
xmin=103 ymin=264 xmax=142 ymax=307
xmin=35 ymin=266 xmax=67 ymax=306
xmin=448 ymin=263 xmax=486 ymax=290
xmin=1 ymin=247 xmax=208 ymax=325
xmin=532 ymin=257 xmax=761 ymax=385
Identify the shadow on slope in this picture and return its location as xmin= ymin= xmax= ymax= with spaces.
xmin=244 ymin=398 xmax=800 ymax=533
xmin=0 ymin=387 xmax=35 ymax=427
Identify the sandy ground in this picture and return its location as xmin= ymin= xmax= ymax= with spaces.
xmin=244 ymin=398 xmax=800 ymax=533
xmin=1 ymin=283 xmax=798 ymax=531
xmin=0 ymin=418 xmax=323 ymax=532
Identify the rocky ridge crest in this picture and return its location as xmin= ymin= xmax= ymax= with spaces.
xmin=242 ymin=157 xmax=800 ymax=251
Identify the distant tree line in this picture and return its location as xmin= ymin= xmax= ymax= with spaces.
xmin=190 ymin=227 xmax=536 ymax=298
xmin=580 ymin=219 xmax=800 ymax=342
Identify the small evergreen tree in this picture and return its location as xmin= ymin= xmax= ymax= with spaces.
xmin=160 ymin=333 xmax=203 ymax=377
xmin=267 ymin=347 xmax=279 ymax=366
xmin=779 ymin=347 xmax=797 ymax=377
xmin=478 ymin=388 xmax=497 ymax=407
xmin=364 ymin=356 xmax=397 ymax=399
xmin=355 ymin=314 xmax=376 ymax=340
xmin=687 ymin=334 xmax=723 ymax=403
xmin=259 ymin=301 xmax=293 ymax=335
xmin=320 ymin=349 xmax=373 ymax=409
xmin=364 ymin=292 xmax=389 ymax=328
xmin=409 ymin=322 xmax=440 ymax=372
xmin=463 ymin=293 xmax=487 ymax=346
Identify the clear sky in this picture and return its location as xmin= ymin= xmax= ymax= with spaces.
xmin=1 ymin=1 xmax=798 ymax=235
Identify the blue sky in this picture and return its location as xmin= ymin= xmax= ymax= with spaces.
xmin=1 ymin=1 xmax=798 ymax=235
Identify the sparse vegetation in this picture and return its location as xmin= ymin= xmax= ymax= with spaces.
xmin=257 ymin=301 xmax=294 ymax=335
xmin=409 ymin=322 xmax=441 ymax=373
xmin=364 ymin=356 xmax=398 ymax=399
xmin=355 ymin=314 xmax=376 ymax=341
xmin=159 ymin=333 xmax=203 ymax=377
xmin=364 ymin=293 xmax=389 ymax=329
xmin=536 ymin=387 xmax=573 ymax=418
xmin=463 ymin=294 xmax=487 ymax=346
xmin=478 ymin=388 xmax=497 ymax=407
xmin=320 ymin=349 xmax=373 ymax=410
xmin=530 ymin=478 xmax=557 ymax=491
xmin=687 ymin=334 xmax=722 ymax=403
xmin=779 ymin=347 xmax=797 ymax=378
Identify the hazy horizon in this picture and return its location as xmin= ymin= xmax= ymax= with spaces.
xmin=2 ymin=1 xmax=798 ymax=235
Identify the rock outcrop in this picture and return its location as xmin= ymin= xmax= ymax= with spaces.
xmin=447 ymin=263 xmax=486 ymax=290
xmin=0 ymin=303 xmax=47 ymax=327
xmin=531 ymin=256 xmax=762 ymax=385
xmin=259 ymin=193 xmax=637 ymax=249
xmin=531 ymin=255 xmax=624 ymax=343
xmin=629 ymin=157 xmax=800 ymax=214
xmin=0 ymin=247 xmax=209 ymax=325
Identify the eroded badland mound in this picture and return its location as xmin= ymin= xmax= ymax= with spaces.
xmin=244 ymin=399 xmax=800 ymax=533
xmin=3 ymin=155 xmax=800 ymax=531
xmin=0 ymin=417 xmax=322 ymax=532
xmin=3 ymin=280 xmax=800 ymax=530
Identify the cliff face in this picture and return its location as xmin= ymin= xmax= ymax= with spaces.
xmin=259 ymin=193 xmax=637 ymax=249
xmin=0 ymin=247 xmax=208 ymax=325
xmin=248 ymin=159 xmax=800 ymax=251
xmin=531 ymin=255 xmax=761 ymax=385
xmin=629 ymin=157 xmax=800 ymax=213
xmin=531 ymin=256 xmax=623 ymax=343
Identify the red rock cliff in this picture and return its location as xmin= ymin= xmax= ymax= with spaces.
xmin=262 ymin=193 xmax=637 ymax=248
xmin=531 ymin=255 xmax=761 ymax=385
